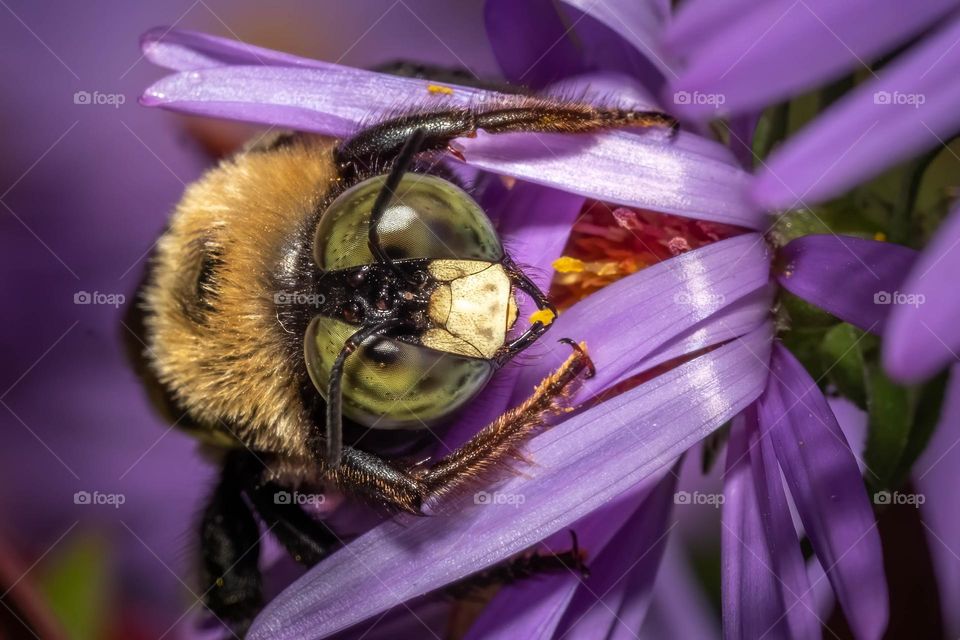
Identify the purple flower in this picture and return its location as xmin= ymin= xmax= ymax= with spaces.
xmin=135 ymin=18 xmax=920 ymax=639
xmin=665 ymin=1 xmax=960 ymax=383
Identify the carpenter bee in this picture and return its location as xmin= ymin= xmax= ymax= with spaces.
xmin=140 ymin=96 xmax=676 ymax=633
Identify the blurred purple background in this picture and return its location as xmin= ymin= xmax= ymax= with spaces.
xmin=0 ymin=2 xmax=499 ymax=637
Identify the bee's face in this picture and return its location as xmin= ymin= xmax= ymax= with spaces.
xmin=304 ymin=173 xmax=521 ymax=429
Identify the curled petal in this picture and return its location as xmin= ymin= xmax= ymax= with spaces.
xmin=778 ymin=234 xmax=917 ymax=334
xmin=248 ymin=324 xmax=774 ymax=639
xmin=667 ymin=0 xmax=959 ymax=119
xmin=560 ymin=0 xmax=674 ymax=79
xmin=664 ymin=0 xmax=757 ymax=54
xmin=884 ymin=205 xmax=960 ymax=382
xmin=484 ymin=0 xmax=668 ymax=91
xmin=751 ymin=12 xmax=960 ymax=210
xmin=723 ymin=407 xmax=819 ymax=640
xmin=484 ymin=0 xmax=588 ymax=88
xmin=758 ymin=345 xmax=888 ymax=640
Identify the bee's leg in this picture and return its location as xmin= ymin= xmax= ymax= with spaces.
xmin=335 ymin=101 xmax=677 ymax=180
xmin=244 ymin=478 xmax=341 ymax=566
xmin=416 ymin=340 xmax=594 ymax=498
xmin=199 ymin=453 xmax=264 ymax=636
xmin=323 ymin=340 xmax=594 ymax=513
xmin=445 ymin=531 xmax=589 ymax=599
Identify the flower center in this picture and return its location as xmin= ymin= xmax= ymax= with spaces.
xmin=548 ymin=199 xmax=745 ymax=311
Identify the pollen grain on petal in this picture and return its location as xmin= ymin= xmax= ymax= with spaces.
xmin=529 ymin=308 xmax=556 ymax=326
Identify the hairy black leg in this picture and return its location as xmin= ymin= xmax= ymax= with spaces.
xmin=325 ymin=320 xmax=402 ymax=469
xmin=318 ymin=341 xmax=594 ymax=513
xmin=335 ymin=101 xmax=677 ymax=180
xmin=366 ymin=128 xmax=427 ymax=271
xmin=493 ymin=255 xmax=558 ymax=367
xmin=445 ymin=531 xmax=589 ymax=599
xmin=200 ymin=453 xmax=263 ymax=636
xmin=244 ymin=479 xmax=341 ymax=566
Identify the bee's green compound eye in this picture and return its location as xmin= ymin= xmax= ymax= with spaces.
xmin=304 ymin=316 xmax=494 ymax=430
xmin=314 ymin=173 xmax=504 ymax=270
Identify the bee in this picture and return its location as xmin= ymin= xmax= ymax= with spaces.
xmin=140 ymin=96 xmax=676 ymax=632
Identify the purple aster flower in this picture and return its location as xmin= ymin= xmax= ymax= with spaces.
xmin=133 ymin=13 xmax=925 ymax=637
xmin=665 ymin=1 xmax=960 ymax=383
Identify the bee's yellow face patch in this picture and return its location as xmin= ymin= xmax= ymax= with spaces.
xmin=424 ymin=260 xmax=517 ymax=359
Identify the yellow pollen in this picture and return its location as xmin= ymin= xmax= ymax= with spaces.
xmin=529 ymin=308 xmax=556 ymax=326
xmin=427 ymin=84 xmax=454 ymax=95
xmin=873 ymin=231 xmax=887 ymax=242
xmin=553 ymin=256 xmax=585 ymax=273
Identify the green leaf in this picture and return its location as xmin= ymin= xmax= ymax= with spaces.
xmin=864 ymin=367 xmax=911 ymax=490
xmin=893 ymin=370 xmax=951 ymax=486
xmin=818 ymin=324 xmax=870 ymax=408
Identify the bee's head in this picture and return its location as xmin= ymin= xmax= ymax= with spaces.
xmin=303 ymin=172 xmax=552 ymax=430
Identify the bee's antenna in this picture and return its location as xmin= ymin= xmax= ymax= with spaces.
xmin=325 ymin=319 xmax=402 ymax=468
xmin=367 ymin=128 xmax=428 ymax=277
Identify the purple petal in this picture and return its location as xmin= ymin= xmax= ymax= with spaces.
xmin=484 ymin=0 xmax=589 ymax=88
xmin=510 ymin=233 xmax=771 ymax=402
xmin=884 ymin=204 xmax=960 ymax=382
xmin=457 ymin=129 xmax=763 ymax=228
xmin=751 ymin=12 xmax=960 ymax=210
xmin=141 ymin=26 xmax=334 ymax=72
xmin=664 ymin=0 xmax=757 ymax=53
xmin=544 ymin=72 xmax=659 ymax=110
xmin=828 ymin=397 xmax=869 ymax=475
xmin=778 ymin=234 xmax=917 ymax=334
xmin=753 ymin=404 xmax=822 ymax=639
xmin=640 ymin=543 xmax=720 ymax=639
xmin=560 ymin=0 xmax=674 ymax=79
xmin=667 ymin=0 xmax=959 ymax=119
xmin=464 ymin=474 xmax=668 ymax=640
xmin=555 ymin=471 xmax=677 ymax=639
xmin=759 ymin=345 xmax=888 ymax=640
xmin=915 ymin=365 xmax=960 ymax=637
xmin=141 ymin=32 xmax=765 ymax=228
xmin=248 ymin=324 xmax=774 ymax=639
xmin=141 ymin=64 xmax=484 ymax=138
xmin=484 ymin=0 xmax=668 ymax=91
xmin=637 ymin=283 xmax=775 ymax=376
xmin=723 ymin=419 xmax=787 ymax=639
